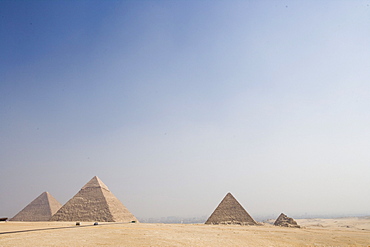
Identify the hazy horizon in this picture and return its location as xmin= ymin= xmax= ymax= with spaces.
xmin=1 ymin=1 xmax=370 ymax=220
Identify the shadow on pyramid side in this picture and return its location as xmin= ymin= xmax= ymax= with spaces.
xmin=10 ymin=192 xmax=62 ymax=221
xmin=50 ymin=176 xmax=138 ymax=222
xmin=205 ymin=192 xmax=257 ymax=225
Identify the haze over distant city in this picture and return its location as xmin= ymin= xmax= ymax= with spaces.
xmin=1 ymin=1 xmax=370 ymax=220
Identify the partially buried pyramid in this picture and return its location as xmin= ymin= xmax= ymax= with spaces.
xmin=10 ymin=191 xmax=62 ymax=221
xmin=50 ymin=176 xmax=138 ymax=222
xmin=205 ymin=192 xmax=257 ymax=225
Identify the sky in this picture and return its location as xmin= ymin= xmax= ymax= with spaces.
xmin=1 ymin=0 xmax=370 ymax=220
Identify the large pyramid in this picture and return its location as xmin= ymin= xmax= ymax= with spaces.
xmin=205 ymin=192 xmax=257 ymax=225
xmin=50 ymin=176 xmax=138 ymax=222
xmin=10 ymin=191 xmax=62 ymax=221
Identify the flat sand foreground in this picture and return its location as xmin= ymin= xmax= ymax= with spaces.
xmin=1 ymin=218 xmax=370 ymax=246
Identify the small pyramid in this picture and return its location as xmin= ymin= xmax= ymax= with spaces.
xmin=205 ymin=192 xmax=257 ymax=225
xmin=10 ymin=192 xmax=62 ymax=221
xmin=50 ymin=176 xmax=138 ymax=222
xmin=274 ymin=213 xmax=300 ymax=228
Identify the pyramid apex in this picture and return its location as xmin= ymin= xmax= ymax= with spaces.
xmin=43 ymin=191 xmax=51 ymax=198
xmin=224 ymin=192 xmax=236 ymax=200
xmin=82 ymin=176 xmax=109 ymax=191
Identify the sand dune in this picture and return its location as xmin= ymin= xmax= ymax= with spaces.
xmin=1 ymin=217 xmax=369 ymax=246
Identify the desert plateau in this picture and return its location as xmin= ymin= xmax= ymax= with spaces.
xmin=1 ymin=217 xmax=369 ymax=246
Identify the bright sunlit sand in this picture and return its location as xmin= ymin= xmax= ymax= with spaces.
xmin=1 ymin=217 xmax=369 ymax=246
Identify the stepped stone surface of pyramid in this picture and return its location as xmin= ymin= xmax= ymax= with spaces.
xmin=50 ymin=176 xmax=138 ymax=222
xmin=274 ymin=213 xmax=300 ymax=228
xmin=205 ymin=192 xmax=257 ymax=225
xmin=10 ymin=192 xmax=62 ymax=221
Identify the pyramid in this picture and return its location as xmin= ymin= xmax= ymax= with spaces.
xmin=10 ymin=192 xmax=62 ymax=221
xmin=274 ymin=213 xmax=300 ymax=228
xmin=205 ymin=192 xmax=257 ymax=225
xmin=50 ymin=176 xmax=138 ymax=222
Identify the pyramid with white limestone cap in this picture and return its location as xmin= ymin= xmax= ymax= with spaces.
xmin=50 ymin=176 xmax=138 ymax=222
xmin=10 ymin=192 xmax=62 ymax=221
xmin=205 ymin=192 xmax=257 ymax=225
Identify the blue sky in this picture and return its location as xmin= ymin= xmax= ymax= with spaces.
xmin=1 ymin=0 xmax=370 ymax=219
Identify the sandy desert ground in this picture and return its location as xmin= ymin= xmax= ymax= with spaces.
xmin=1 ymin=217 xmax=370 ymax=246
